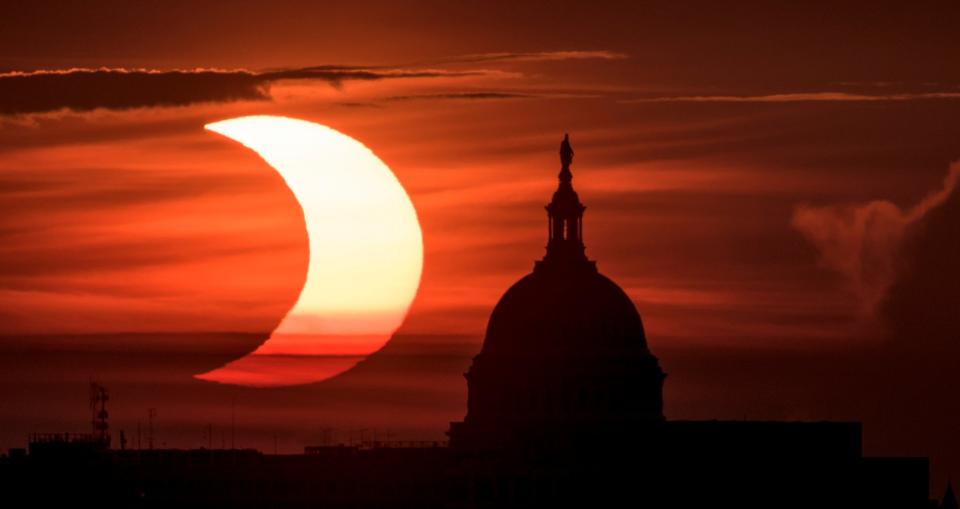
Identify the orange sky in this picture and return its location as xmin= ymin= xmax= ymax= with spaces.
xmin=2 ymin=69 xmax=955 ymax=345
xmin=2 ymin=0 xmax=960 ymax=494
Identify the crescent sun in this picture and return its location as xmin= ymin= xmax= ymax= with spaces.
xmin=195 ymin=115 xmax=423 ymax=387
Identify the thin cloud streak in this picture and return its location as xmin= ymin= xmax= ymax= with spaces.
xmin=627 ymin=91 xmax=960 ymax=103
xmin=417 ymin=50 xmax=628 ymax=65
xmin=387 ymin=92 xmax=537 ymax=102
xmin=384 ymin=90 xmax=602 ymax=103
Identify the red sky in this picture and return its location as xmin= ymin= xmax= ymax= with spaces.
xmin=1 ymin=0 xmax=959 ymax=495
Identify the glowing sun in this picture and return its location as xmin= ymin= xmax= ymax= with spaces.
xmin=196 ymin=116 xmax=423 ymax=387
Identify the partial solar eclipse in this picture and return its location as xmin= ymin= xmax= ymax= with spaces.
xmin=196 ymin=116 xmax=423 ymax=387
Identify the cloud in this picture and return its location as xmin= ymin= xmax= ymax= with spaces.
xmin=792 ymin=162 xmax=960 ymax=342
xmin=424 ymin=50 xmax=628 ymax=65
xmin=628 ymin=92 xmax=960 ymax=103
xmin=879 ymin=165 xmax=960 ymax=348
xmin=382 ymin=90 xmax=601 ymax=103
xmin=791 ymin=199 xmax=908 ymax=311
xmin=386 ymin=91 xmax=537 ymax=102
xmin=0 ymin=66 xmax=486 ymax=115
xmin=0 ymin=68 xmax=267 ymax=115
xmin=258 ymin=66 xmax=485 ymax=88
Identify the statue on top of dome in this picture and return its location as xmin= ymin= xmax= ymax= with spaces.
xmin=560 ymin=133 xmax=574 ymax=168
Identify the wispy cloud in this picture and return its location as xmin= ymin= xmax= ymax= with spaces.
xmin=792 ymin=162 xmax=960 ymax=314
xmin=627 ymin=91 xmax=960 ymax=103
xmin=423 ymin=50 xmax=628 ymax=65
xmin=386 ymin=91 xmax=536 ymax=102
xmin=383 ymin=90 xmax=601 ymax=103
xmin=258 ymin=66 xmax=486 ymax=88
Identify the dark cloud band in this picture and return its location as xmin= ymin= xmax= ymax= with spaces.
xmin=0 ymin=66 xmax=482 ymax=115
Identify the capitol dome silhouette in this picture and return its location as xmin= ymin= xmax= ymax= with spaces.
xmin=483 ymin=269 xmax=649 ymax=354
xmin=449 ymin=135 xmax=665 ymax=451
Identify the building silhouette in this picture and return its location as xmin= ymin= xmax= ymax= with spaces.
xmin=449 ymin=133 xmax=665 ymax=452
xmin=0 ymin=136 xmax=935 ymax=508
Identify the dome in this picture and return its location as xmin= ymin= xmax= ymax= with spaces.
xmin=481 ymin=264 xmax=650 ymax=357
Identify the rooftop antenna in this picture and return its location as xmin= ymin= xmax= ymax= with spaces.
xmin=88 ymin=380 xmax=109 ymax=444
xmin=231 ymin=396 xmax=236 ymax=450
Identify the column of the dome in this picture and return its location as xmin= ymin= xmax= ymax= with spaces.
xmin=550 ymin=207 xmax=563 ymax=241
xmin=568 ymin=211 xmax=579 ymax=241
